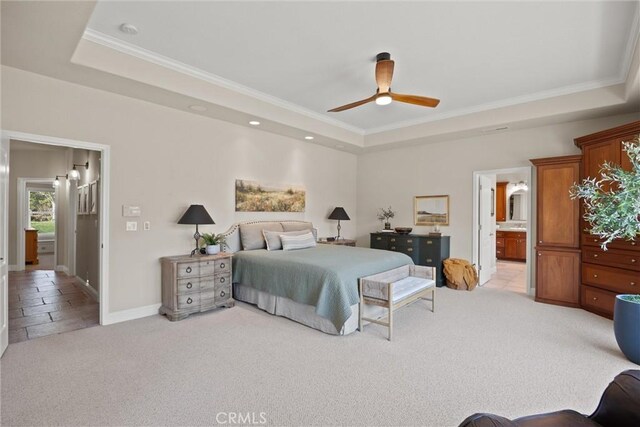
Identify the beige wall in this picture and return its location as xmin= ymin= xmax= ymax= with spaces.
xmin=73 ymin=148 xmax=101 ymax=294
xmin=356 ymin=112 xmax=640 ymax=261
xmin=2 ymin=66 xmax=358 ymax=313
xmin=8 ymin=144 xmax=69 ymax=266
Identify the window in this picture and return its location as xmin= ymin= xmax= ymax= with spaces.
xmin=29 ymin=189 xmax=55 ymax=239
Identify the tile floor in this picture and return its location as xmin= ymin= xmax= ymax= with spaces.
xmin=25 ymin=253 xmax=55 ymax=271
xmin=482 ymin=260 xmax=527 ymax=293
xmin=8 ymin=270 xmax=99 ymax=344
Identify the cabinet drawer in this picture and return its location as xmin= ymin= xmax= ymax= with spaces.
xmin=213 ymin=273 xmax=230 ymax=288
xmin=389 ymin=244 xmax=416 ymax=254
xmin=496 ymin=248 xmax=503 ymax=257
xmin=215 ymin=286 xmax=232 ymax=302
xmin=388 ymin=236 xmax=416 ymax=245
xmin=176 ymin=262 xmax=201 ymax=278
xmin=177 ymin=278 xmax=201 ymax=294
xmin=214 ymin=258 xmax=231 ymax=274
xmin=496 ymin=237 xmax=505 ymax=248
xmin=582 ymin=264 xmax=639 ymax=294
xmin=177 ymin=294 xmax=200 ymax=309
xmin=582 ymin=234 xmax=638 ymax=251
xmin=583 ymin=247 xmax=640 ymax=271
xmin=581 ymin=285 xmax=615 ymax=316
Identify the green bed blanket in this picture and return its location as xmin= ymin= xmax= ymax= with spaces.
xmin=232 ymin=244 xmax=413 ymax=331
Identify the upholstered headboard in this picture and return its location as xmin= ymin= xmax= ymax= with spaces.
xmin=220 ymin=220 xmax=316 ymax=253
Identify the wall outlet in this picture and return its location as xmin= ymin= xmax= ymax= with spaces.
xmin=143 ymin=221 xmax=151 ymax=231
xmin=126 ymin=221 xmax=138 ymax=231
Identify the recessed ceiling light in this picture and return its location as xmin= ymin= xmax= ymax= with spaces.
xmin=188 ymin=105 xmax=207 ymax=112
xmin=304 ymin=136 xmax=314 ymax=140
xmin=119 ymin=23 xmax=139 ymax=35
xmin=249 ymin=121 xmax=261 ymax=126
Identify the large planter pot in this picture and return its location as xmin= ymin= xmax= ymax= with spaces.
xmin=206 ymin=244 xmax=221 ymax=255
xmin=614 ymin=295 xmax=640 ymax=365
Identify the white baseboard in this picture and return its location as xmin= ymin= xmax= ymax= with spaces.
xmin=55 ymin=265 xmax=69 ymax=274
xmin=76 ymin=275 xmax=99 ymax=302
xmin=8 ymin=265 xmax=19 ymax=272
xmin=102 ymin=303 xmax=161 ymax=326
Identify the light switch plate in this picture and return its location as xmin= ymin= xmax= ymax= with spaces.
xmin=143 ymin=221 xmax=151 ymax=231
xmin=122 ymin=205 xmax=141 ymax=217
xmin=126 ymin=221 xmax=138 ymax=231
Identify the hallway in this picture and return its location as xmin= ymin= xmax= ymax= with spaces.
xmin=8 ymin=270 xmax=99 ymax=344
xmin=482 ymin=260 xmax=527 ymax=293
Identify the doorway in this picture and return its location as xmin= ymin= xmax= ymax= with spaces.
xmin=472 ymin=167 xmax=533 ymax=295
xmin=0 ymin=131 xmax=110 ymax=354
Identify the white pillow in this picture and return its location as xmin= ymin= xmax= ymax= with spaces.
xmin=263 ymin=229 xmax=313 ymax=251
xmin=280 ymin=232 xmax=317 ymax=251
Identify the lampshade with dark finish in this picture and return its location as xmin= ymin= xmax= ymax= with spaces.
xmin=178 ymin=205 xmax=215 ymax=225
xmin=328 ymin=207 xmax=350 ymax=240
xmin=328 ymin=207 xmax=350 ymax=221
xmin=178 ymin=205 xmax=215 ymax=256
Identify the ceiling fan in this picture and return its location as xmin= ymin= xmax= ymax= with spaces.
xmin=328 ymin=52 xmax=440 ymax=112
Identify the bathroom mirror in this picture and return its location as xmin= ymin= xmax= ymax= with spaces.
xmin=509 ymin=192 xmax=527 ymax=221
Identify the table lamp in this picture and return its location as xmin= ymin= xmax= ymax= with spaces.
xmin=328 ymin=207 xmax=350 ymax=240
xmin=178 ymin=204 xmax=215 ymax=256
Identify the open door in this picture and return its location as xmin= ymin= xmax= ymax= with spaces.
xmin=0 ymin=137 xmax=9 ymax=356
xmin=478 ymin=175 xmax=493 ymax=285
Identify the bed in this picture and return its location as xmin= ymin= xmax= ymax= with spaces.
xmin=221 ymin=220 xmax=413 ymax=335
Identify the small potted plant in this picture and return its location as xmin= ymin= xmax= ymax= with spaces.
xmin=201 ymin=233 xmax=227 ymax=255
xmin=377 ymin=206 xmax=395 ymax=230
xmin=571 ymin=136 xmax=640 ymax=364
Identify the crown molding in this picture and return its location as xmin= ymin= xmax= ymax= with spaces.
xmin=82 ymin=29 xmax=365 ymax=136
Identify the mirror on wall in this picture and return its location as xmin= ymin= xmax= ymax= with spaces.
xmin=509 ymin=192 xmax=527 ymax=221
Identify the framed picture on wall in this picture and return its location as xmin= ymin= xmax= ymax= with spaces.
xmin=89 ymin=180 xmax=98 ymax=215
xmin=77 ymin=185 xmax=85 ymax=215
xmin=414 ymin=195 xmax=450 ymax=226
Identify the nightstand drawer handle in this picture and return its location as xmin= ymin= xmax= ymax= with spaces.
xmin=219 ymin=263 xmax=225 ymax=269
xmin=186 ymin=282 xmax=193 ymax=289
xmin=187 ymin=297 xmax=193 ymax=304
xmin=220 ymin=290 xmax=226 ymax=298
xmin=186 ymin=266 xmax=192 ymax=274
xmin=219 ymin=277 xmax=225 ymax=283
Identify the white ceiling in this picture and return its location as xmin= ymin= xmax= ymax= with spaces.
xmin=86 ymin=1 xmax=639 ymax=133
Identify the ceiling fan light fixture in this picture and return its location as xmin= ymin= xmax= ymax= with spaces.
xmin=375 ymin=94 xmax=392 ymax=106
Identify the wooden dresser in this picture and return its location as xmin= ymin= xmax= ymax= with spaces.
xmin=160 ymin=253 xmax=234 ymax=321
xmin=370 ymin=233 xmax=450 ymax=287
xmin=530 ymin=155 xmax=582 ymax=307
xmin=25 ymin=229 xmax=38 ymax=265
xmin=574 ymin=121 xmax=640 ymax=319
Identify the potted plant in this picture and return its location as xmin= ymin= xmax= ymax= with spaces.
xmin=201 ymin=233 xmax=227 ymax=255
xmin=571 ymin=136 xmax=640 ymax=364
xmin=377 ymin=206 xmax=395 ymax=230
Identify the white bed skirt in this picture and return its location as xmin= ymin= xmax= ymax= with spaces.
xmin=233 ymin=283 xmax=385 ymax=335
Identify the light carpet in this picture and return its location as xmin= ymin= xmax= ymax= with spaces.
xmin=1 ymin=287 xmax=636 ymax=426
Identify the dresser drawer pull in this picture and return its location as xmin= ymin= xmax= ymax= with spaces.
xmin=186 ymin=266 xmax=192 ymax=274
xmin=407 ymin=248 xmax=413 ymax=252
xmin=632 ymin=259 xmax=637 ymax=263
xmin=219 ymin=290 xmax=226 ymax=298
xmin=391 ymin=246 xmax=396 ymax=250
xmin=407 ymin=239 xmax=413 ymax=243
xmin=219 ymin=277 xmax=226 ymax=283
xmin=376 ymin=237 xmax=382 ymax=241
xmin=539 ymin=240 xmax=542 ymax=244
xmin=593 ymin=274 xmax=598 ymax=278
xmin=219 ymin=263 xmax=225 ymax=269
xmin=593 ymin=297 xmax=598 ymax=301
xmin=186 ymin=297 xmax=193 ymax=304
xmin=632 ymin=242 xmax=637 ymax=246
xmin=390 ymin=238 xmax=396 ymax=242
xmin=186 ymin=282 xmax=193 ymax=289
xmin=593 ymin=254 xmax=598 ymax=258
xmin=426 ymin=258 xmax=433 ymax=263
xmin=631 ymin=282 xmax=636 ymax=286
xmin=426 ymin=241 xmax=433 ymax=245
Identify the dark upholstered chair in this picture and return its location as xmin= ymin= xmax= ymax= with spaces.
xmin=458 ymin=370 xmax=640 ymax=427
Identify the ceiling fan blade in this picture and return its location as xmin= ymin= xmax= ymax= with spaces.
xmin=390 ymin=92 xmax=440 ymax=108
xmin=375 ymin=60 xmax=394 ymax=93
xmin=327 ymin=95 xmax=376 ymax=112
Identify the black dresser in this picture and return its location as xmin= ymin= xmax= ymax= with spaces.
xmin=370 ymin=232 xmax=451 ymax=287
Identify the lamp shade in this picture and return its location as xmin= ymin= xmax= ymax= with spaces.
xmin=328 ymin=207 xmax=350 ymax=221
xmin=178 ymin=205 xmax=215 ymax=225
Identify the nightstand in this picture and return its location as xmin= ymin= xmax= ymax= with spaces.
xmin=160 ymin=252 xmax=234 ymax=321
xmin=318 ymin=238 xmax=356 ymax=247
